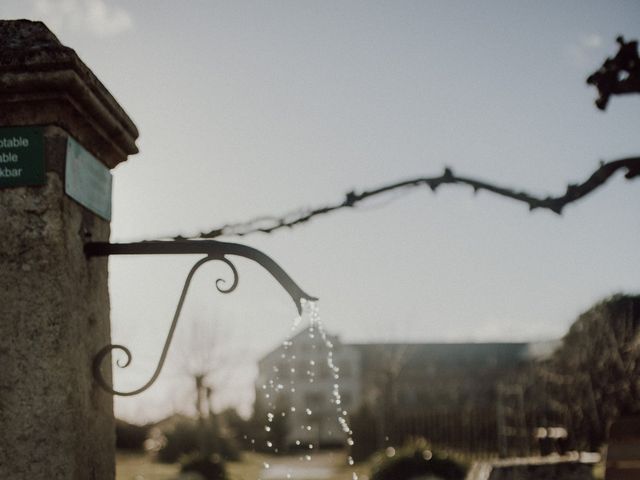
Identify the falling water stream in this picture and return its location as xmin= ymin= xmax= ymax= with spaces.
xmin=256 ymin=300 xmax=358 ymax=480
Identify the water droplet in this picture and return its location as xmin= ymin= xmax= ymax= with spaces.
xmin=348 ymin=456 xmax=354 ymax=465
xmin=266 ymin=441 xmax=272 ymax=447
xmin=269 ymin=301 xmax=357 ymax=461
xmin=263 ymin=462 xmax=270 ymax=469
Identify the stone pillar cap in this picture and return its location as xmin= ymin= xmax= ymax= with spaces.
xmin=0 ymin=20 xmax=138 ymax=168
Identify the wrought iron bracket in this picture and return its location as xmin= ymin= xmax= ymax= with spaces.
xmin=85 ymin=240 xmax=317 ymax=396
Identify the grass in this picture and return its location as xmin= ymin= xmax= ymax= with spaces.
xmin=117 ymin=450 xmax=372 ymax=480
xmin=118 ymin=449 xmax=603 ymax=480
xmin=116 ymin=451 xmax=180 ymax=479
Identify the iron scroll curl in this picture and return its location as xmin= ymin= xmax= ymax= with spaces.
xmin=86 ymin=240 xmax=317 ymax=397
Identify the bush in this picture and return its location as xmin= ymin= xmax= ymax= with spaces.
xmin=370 ymin=438 xmax=467 ymax=480
xmin=218 ymin=407 xmax=251 ymax=441
xmin=157 ymin=417 xmax=241 ymax=464
xmin=180 ymin=452 xmax=226 ymax=480
xmin=349 ymin=405 xmax=379 ymax=461
xmin=115 ymin=419 xmax=149 ymax=451
xmin=157 ymin=419 xmax=199 ymax=463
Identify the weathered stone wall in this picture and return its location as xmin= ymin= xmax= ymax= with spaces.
xmin=0 ymin=126 xmax=114 ymax=479
xmin=0 ymin=20 xmax=138 ymax=480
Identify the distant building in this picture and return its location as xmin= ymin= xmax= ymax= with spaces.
xmin=256 ymin=327 xmax=361 ymax=447
xmin=255 ymin=327 xmax=556 ymax=449
xmin=355 ymin=342 xmax=533 ymax=413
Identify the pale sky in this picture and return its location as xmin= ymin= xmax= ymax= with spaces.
xmin=3 ymin=1 xmax=639 ymax=422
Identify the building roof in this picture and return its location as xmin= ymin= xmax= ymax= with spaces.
xmin=352 ymin=342 xmax=530 ymax=370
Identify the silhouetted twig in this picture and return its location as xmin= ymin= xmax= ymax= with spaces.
xmin=169 ymin=37 xmax=640 ymax=241
xmin=174 ymin=157 xmax=640 ymax=240
xmin=587 ymin=36 xmax=640 ymax=110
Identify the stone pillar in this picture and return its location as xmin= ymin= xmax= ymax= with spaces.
xmin=0 ymin=21 xmax=138 ymax=479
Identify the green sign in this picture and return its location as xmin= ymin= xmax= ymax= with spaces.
xmin=0 ymin=126 xmax=45 ymax=188
xmin=65 ymin=136 xmax=112 ymax=221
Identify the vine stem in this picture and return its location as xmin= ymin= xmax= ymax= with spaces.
xmin=171 ymin=157 xmax=640 ymax=240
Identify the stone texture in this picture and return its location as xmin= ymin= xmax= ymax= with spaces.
xmin=0 ymin=20 xmax=138 ymax=480
xmin=0 ymin=20 xmax=138 ymax=168
xmin=0 ymin=127 xmax=114 ymax=480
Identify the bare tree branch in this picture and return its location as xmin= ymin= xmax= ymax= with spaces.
xmin=167 ymin=37 xmax=640 ymax=241
xmin=173 ymin=157 xmax=640 ymax=240
xmin=586 ymin=36 xmax=640 ymax=110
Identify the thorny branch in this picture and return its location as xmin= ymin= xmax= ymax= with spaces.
xmin=587 ymin=36 xmax=640 ymax=110
xmin=171 ymin=37 xmax=640 ymax=241
xmin=175 ymin=157 xmax=640 ymax=240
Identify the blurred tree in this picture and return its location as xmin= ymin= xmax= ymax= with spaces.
xmin=553 ymin=295 xmax=639 ymax=449
xmin=518 ymin=294 xmax=640 ymax=451
xmin=218 ymin=407 xmax=251 ymax=444
xmin=115 ymin=418 xmax=149 ymax=451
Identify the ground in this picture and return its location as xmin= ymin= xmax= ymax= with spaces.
xmin=116 ymin=450 xmax=372 ymax=480
xmin=117 ymin=450 xmax=605 ymax=480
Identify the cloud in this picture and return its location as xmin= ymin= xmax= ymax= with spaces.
xmin=564 ymin=33 xmax=605 ymax=68
xmin=32 ymin=0 xmax=133 ymax=38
